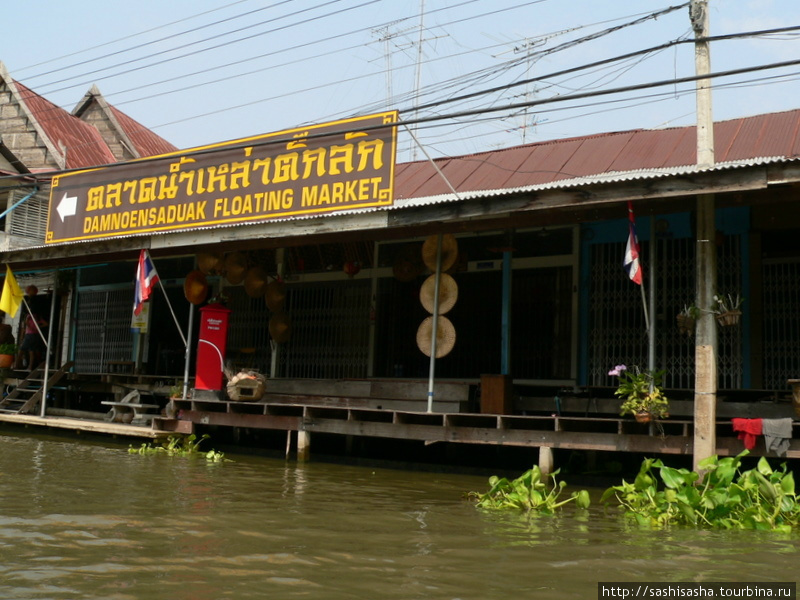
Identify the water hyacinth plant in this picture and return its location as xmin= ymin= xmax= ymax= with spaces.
xmin=601 ymin=452 xmax=800 ymax=531
xmin=468 ymin=466 xmax=590 ymax=514
xmin=129 ymin=434 xmax=226 ymax=462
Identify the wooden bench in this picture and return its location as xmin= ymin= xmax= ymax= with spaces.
xmin=102 ymin=389 xmax=159 ymax=424
xmin=106 ymin=360 xmax=135 ymax=374
xmin=262 ymin=378 xmax=474 ymax=413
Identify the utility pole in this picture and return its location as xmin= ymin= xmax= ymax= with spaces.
xmin=690 ymin=0 xmax=718 ymax=471
xmin=411 ymin=0 xmax=426 ymax=161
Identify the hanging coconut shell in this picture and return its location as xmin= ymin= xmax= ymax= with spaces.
xmin=419 ymin=273 xmax=458 ymax=315
xmin=392 ymin=259 xmax=418 ymax=282
xmin=183 ymin=270 xmax=209 ymax=305
xmin=268 ymin=311 xmax=292 ymax=344
xmin=416 ymin=315 xmax=456 ymax=358
xmin=265 ymin=280 xmax=287 ymax=312
xmin=196 ymin=251 xmax=222 ymax=274
xmin=243 ymin=266 xmax=269 ymax=298
xmin=392 ymin=244 xmax=423 ymax=282
xmin=421 ymin=234 xmax=458 ymax=272
xmin=223 ymin=252 xmax=247 ymax=285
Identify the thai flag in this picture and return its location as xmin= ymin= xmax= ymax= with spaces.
xmin=624 ymin=201 xmax=643 ymax=285
xmin=134 ymin=249 xmax=159 ymax=315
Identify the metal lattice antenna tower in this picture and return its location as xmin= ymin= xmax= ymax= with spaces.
xmin=371 ymin=21 xmax=414 ymax=108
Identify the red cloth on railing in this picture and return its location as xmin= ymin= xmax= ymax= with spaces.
xmin=732 ymin=418 xmax=763 ymax=450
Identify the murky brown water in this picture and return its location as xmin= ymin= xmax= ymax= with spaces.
xmin=0 ymin=431 xmax=797 ymax=600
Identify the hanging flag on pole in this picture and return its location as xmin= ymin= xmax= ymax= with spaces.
xmin=134 ymin=249 xmax=160 ymax=316
xmin=624 ymin=201 xmax=643 ymax=285
xmin=0 ymin=265 xmax=24 ymax=318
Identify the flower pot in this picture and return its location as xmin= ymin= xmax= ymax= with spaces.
xmin=0 ymin=354 xmax=14 ymax=369
xmin=715 ymin=309 xmax=741 ymax=327
xmin=634 ymin=411 xmax=652 ymax=424
xmin=676 ymin=314 xmax=695 ymax=336
xmin=789 ymin=380 xmax=800 ymax=419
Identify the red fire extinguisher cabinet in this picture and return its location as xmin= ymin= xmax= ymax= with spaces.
xmin=195 ymin=303 xmax=231 ymax=391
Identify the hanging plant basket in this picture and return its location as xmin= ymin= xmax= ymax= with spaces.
xmin=634 ymin=411 xmax=652 ymax=424
xmin=715 ymin=309 xmax=741 ymax=327
xmin=676 ymin=314 xmax=695 ymax=336
xmin=789 ymin=379 xmax=800 ymax=419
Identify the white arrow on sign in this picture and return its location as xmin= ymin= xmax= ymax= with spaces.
xmin=56 ymin=192 xmax=78 ymax=222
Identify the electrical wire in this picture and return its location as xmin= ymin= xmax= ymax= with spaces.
xmin=9 ymin=5 xmax=800 ymax=168
xmin=19 ymin=0 xmax=285 ymax=81
xmin=141 ymin=4 xmax=690 ymax=132
xmin=4 ymin=52 xmax=800 ymax=185
xmin=14 ymin=0 xmax=259 ymax=73
xmin=34 ymin=0 xmax=372 ymax=95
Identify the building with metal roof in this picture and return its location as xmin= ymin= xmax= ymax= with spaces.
xmin=2 ymin=64 xmax=800 ymax=466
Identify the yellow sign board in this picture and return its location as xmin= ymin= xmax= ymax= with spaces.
xmin=46 ymin=111 xmax=398 ymax=244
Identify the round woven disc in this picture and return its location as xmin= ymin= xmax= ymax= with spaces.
xmin=419 ymin=273 xmax=458 ymax=315
xmin=416 ymin=315 xmax=456 ymax=358
xmin=421 ymin=234 xmax=458 ymax=272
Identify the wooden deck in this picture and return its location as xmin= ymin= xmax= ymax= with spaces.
xmin=0 ymin=372 xmax=796 ymax=464
xmin=168 ymin=397 xmax=800 ymax=459
xmin=0 ymin=411 xmax=171 ymax=439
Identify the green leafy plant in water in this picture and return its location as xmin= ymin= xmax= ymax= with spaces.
xmin=468 ymin=465 xmax=590 ymax=515
xmin=601 ymin=452 xmax=800 ymax=531
xmin=128 ymin=434 xmax=226 ymax=462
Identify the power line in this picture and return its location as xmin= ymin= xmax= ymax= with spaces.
xmin=146 ymin=4 xmax=688 ymax=132
xmin=14 ymin=19 xmax=800 ymax=168
xmin=14 ymin=0 xmax=259 ymax=73
xmin=5 ymin=53 xmax=800 ymax=185
xmin=34 ymin=0 xmax=366 ymax=95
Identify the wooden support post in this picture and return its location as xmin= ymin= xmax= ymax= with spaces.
xmin=538 ymin=446 xmax=554 ymax=476
xmin=297 ymin=430 xmax=311 ymax=462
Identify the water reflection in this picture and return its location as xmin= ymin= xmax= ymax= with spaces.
xmin=0 ymin=431 xmax=798 ymax=599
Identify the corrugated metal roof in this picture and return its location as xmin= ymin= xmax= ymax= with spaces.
xmin=14 ymin=108 xmax=800 ymax=251
xmin=109 ymin=105 xmax=178 ymax=157
xmin=14 ymin=81 xmax=118 ymax=169
xmin=394 ymin=108 xmax=800 ymax=203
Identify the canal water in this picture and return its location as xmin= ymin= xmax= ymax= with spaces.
xmin=0 ymin=431 xmax=797 ymax=600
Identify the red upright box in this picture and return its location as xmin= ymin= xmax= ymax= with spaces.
xmin=195 ymin=303 xmax=231 ymax=391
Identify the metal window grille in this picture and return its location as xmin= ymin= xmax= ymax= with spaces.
xmin=74 ymin=288 xmax=134 ymax=373
xmin=278 ymin=280 xmax=371 ymax=379
xmin=763 ymin=258 xmax=800 ymax=389
xmin=226 ymin=286 xmax=272 ymax=373
xmin=589 ymin=235 xmax=742 ymax=390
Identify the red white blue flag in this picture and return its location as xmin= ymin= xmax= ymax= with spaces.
xmin=624 ymin=201 xmax=643 ymax=285
xmin=134 ymin=249 xmax=159 ymax=315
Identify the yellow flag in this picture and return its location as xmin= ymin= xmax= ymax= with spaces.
xmin=0 ymin=265 xmax=24 ymax=318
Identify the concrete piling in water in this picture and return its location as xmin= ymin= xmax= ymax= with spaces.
xmin=297 ymin=430 xmax=311 ymax=462
xmin=538 ymin=446 xmax=553 ymax=476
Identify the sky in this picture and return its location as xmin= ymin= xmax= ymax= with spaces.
xmin=3 ymin=0 xmax=800 ymax=162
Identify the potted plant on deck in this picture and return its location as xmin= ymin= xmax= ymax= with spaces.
xmin=0 ymin=343 xmax=17 ymax=369
xmin=609 ymin=364 xmax=669 ymax=423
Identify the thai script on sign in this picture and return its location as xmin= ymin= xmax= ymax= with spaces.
xmin=46 ymin=111 xmax=398 ymax=244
